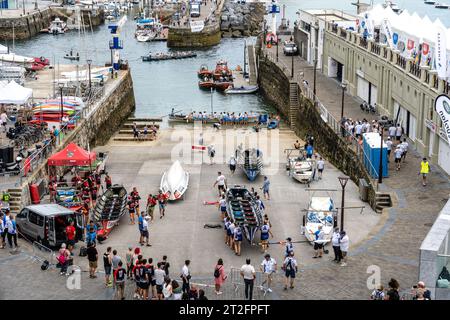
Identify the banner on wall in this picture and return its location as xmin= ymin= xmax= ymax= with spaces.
xmin=435 ymin=95 xmax=450 ymax=144
xmin=381 ymin=18 xmax=394 ymax=49
xmin=190 ymin=21 xmax=204 ymax=33
xmin=435 ymin=27 xmax=447 ymax=79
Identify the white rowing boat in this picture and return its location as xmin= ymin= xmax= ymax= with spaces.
xmin=225 ymin=85 xmax=259 ymax=94
xmin=160 ymin=160 xmax=189 ymax=201
xmin=302 ymin=196 xmax=335 ymax=245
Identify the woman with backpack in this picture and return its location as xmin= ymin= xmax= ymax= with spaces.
xmin=214 ymin=258 xmax=227 ymax=295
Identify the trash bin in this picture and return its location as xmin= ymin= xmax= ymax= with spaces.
xmin=359 ymin=178 xmax=369 ymax=202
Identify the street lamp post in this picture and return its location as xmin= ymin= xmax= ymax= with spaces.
xmin=313 ymin=58 xmax=317 ymax=97
xmin=340 ymin=81 xmax=347 ymax=137
xmin=338 ymin=176 xmax=349 ymax=232
xmin=263 ymin=20 xmax=267 ymax=45
xmin=378 ymin=125 xmax=384 ymax=184
xmin=276 ymin=38 xmax=279 ymax=62
xmin=86 ymin=59 xmax=92 ymax=90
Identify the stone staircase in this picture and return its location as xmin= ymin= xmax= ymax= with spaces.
xmin=374 ymin=192 xmax=392 ymax=214
xmin=289 ymin=81 xmax=299 ymax=129
xmin=6 ymin=188 xmax=23 ymax=214
xmin=113 ymin=118 xmax=161 ymax=142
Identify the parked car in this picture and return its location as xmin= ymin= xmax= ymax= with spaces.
xmin=16 ymin=204 xmax=85 ymax=248
xmin=283 ymin=41 xmax=298 ymax=56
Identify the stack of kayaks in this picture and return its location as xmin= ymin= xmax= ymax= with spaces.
xmin=32 ymin=97 xmax=84 ymax=123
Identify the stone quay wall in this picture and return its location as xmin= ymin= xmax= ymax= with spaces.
xmin=0 ymin=7 xmax=104 ymax=41
xmin=14 ymin=70 xmax=135 ymax=210
xmin=167 ymin=23 xmax=222 ymax=47
xmin=257 ymin=54 xmax=377 ymax=207
xmin=220 ymin=0 xmax=265 ymax=38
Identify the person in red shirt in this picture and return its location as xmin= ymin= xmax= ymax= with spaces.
xmin=66 ymin=220 xmax=76 ymax=254
xmin=157 ymin=190 xmax=168 ymax=219
xmin=146 ymin=194 xmax=157 ymax=222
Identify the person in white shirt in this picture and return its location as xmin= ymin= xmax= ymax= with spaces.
xmin=388 ymin=125 xmax=396 ymax=141
xmin=213 ymin=171 xmax=227 ymax=196
xmin=400 ymin=138 xmax=409 ymax=162
xmin=228 ymin=220 xmax=236 ymax=249
xmin=331 ymin=227 xmax=341 ymax=263
xmin=260 ymin=254 xmax=277 ymax=293
xmin=181 ymin=260 xmax=191 ymax=293
xmin=364 ymin=122 xmax=371 ymax=133
xmin=229 ymin=156 xmax=236 ymax=175
xmin=1 ymin=111 xmax=9 ymax=133
xmin=219 ymin=195 xmax=227 ymax=219
xmin=339 ymin=231 xmax=349 ymax=267
xmin=394 ymin=147 xmax=403 ymax=171
xmin=240 ymin=259 xmax=256 ymax=300
xmin=386 ymin=137 xmax=393 ymax=162
xmin=355 ymin=122 xmax=363 ymax=138
xmin=317 ymin=157 xmax=325 ymax=180
xmin=207 ymin=144 xmax=215 ymax=165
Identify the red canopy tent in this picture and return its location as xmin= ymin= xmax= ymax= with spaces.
xmin=48 ymin=142 xmax=96 ymax=167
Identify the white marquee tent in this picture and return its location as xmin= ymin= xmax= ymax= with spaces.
xmin=0 ymin=80 xmax=33 ymax=105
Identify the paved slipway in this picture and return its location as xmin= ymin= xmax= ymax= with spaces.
xmin=1 ymin=48 xmax=449 ymax=302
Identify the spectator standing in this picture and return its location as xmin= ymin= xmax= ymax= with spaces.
xmin=420 ymin=158 xmax=430 ymax=187
xmin=181 ymin=260 xmax=191 ymax=293
xmin=394 ymin=146 xmax=403 ymax=171
xmin=371 ymin=285 xmax=385 ymax=300
xmin=213 ymin=171 xmax=227 ymax=196
xmin=103 ymin=247 xmax=113 ymax=287
xmin=240 ymin=259 xmax=256 ymax=300
xmin=388 ymin=124 xmax=396 ymax=141
xmin=6 ymin=215 xmax=18 ymax=250
xmin=261 ymin=176 xmax=270 ymax=200
xmin=260 ymin=254 xmax=277 ymax=293
xmin=386 ymin=137 xmax=393 ymax=162
xmin=154 ymin=262 xmax=166 ymax=300
xmin=385 ymin=278 xmax=400 ymax=300
xmin=125 ymin=247 xmax=134 ymax=279
xmin=282 ymin=251 xmax=298 ymax=290
xmin=86 ymin=242 xmax=98 ymax=279
xmin=340 ymin=231 xmax=349 ymax=267
xmin=229 ymin=156 xmax=236 ymax=175
xmin=214 ymin=258 xmax=227 ymax=295
xmin=160 ymin=255 xmax=170 ymax=276
xmin=331 ymin=227 xmax=341 ymax=263
xmin=114 ymin=261 xmax=127 ymax=300
xmin=317 ymin=157 xmax=325 ymax=179
xmin=395 ymin=124 xmax=403 ymax=142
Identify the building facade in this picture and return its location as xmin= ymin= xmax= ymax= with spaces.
xmin=295 ymin=9 xmax=450 ymax=175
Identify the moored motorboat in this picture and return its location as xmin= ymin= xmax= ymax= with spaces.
xmin=63 ymin=49 xmax=80 ymax=61
xmin=225 ymin=85 xmax=259 ymax=94
xmin=198 ymin=65 xmax=213 ymax=78
xmin=236 ymin=144 xmax=263 ymax=181
xmin=302 ymin=196 xmax=335 ymax=246
xmin=213 ymin=59 xmax=233 ymax=79
xmin=198 ymin=77 xmax=215 ymax=89
xmin=214 ymin=80 xmax=233 ymax=91
xmin=160 ymin=160 xmax=189 ymax=201
xmin=93 ymin=184 xmax=128 ymax=241
xmin=48 ymin=18 xmax=68 ymax=35
xmin=226 ymin=185 xmax=263 ymax=244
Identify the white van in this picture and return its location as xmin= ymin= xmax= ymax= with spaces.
xmin=190 ymin=3 xmax=201 ymax=17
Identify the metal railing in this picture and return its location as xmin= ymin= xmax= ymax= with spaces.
xmin=396 ymin=56 xmax=407 ymax=70
xmin=371 ymin=42 xmax=381 ymax=55
xmin=13 ymin=84 xmax=106 ymax=187
xmin=409 ymin=63 xmax=421 ymax=79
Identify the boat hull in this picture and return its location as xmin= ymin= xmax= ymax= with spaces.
xmin=225 ymin=85 xmax=259 ymax=94
xmin=236 ymin=147 xmax=263 ymax=181
xmin=214 ymin=81 xmax=233 ymax=91
xmin=160 ymin=160 xmax=189 ymax=201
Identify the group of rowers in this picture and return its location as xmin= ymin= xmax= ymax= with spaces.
xmin=182 ymin=111 xmax=259 ymax=125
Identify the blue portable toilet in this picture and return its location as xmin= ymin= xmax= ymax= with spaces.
xmin=362 ymin=132 xmax=388 ymax=179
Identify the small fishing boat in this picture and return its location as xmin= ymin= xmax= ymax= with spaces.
xmin=136 ymin=32 xmax=156 ymax=42
xmin=142 ymin=51 xmax=197 ymax=61
xmin=302 ymin=195 xmax=335 ymax=246
xmin=214 ymin=80 xmax=233 ymax=91
xmin=435 ymin=2 xmax=450 ymax=8
xmin=34 ymin=56 xmax=50 ymax=66
xmin=226 ymin=185 xmax=263 ymax=244
xmin=198 ymin=65 xmax=213 ymax=78
xmin=93 ymin=184 xmax=128 ymax=241
xmin=48 ymin=18 xmax=68 ymax=35
xmin=236 ymin=144 xmax=263 ymax=181
xmin=225 ymin=85 xmax=259 ymax=94
xmin=198 ymin=77 xmax=215 ymax=89
xmin=160 ymin=160 xmax=189 ymax=201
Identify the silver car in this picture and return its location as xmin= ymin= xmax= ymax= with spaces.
xmin=16 ymin=204 xmax=84 ymax=248
xmin=283 ymin=41 xmax=298 ymax=56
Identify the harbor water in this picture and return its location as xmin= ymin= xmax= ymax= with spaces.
xmin=11 ymin=1 xmax=450 ymax=118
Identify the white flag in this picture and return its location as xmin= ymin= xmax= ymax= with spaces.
xmin=435 ymin=95 xmax=450 ymax=144
xmin=435 ymin=27 xmax=447 ymax=78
